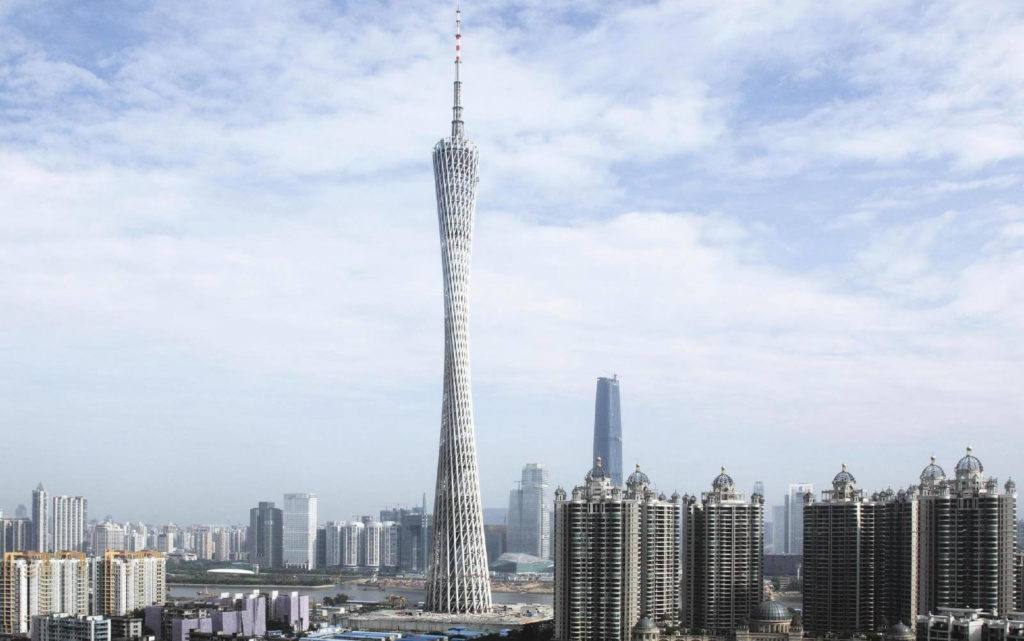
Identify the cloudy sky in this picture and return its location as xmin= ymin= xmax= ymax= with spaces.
xmin=1 ymin=0 xmax=1022 ymax=525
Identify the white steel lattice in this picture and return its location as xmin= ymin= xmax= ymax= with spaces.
xmin=424 ymin=7 xmax=492 ymax=615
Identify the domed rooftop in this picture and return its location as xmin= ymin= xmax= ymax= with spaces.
xmin=833 ymin=463 xmax=856 ymax=485
xmin=955 ymin=446 xmax=983 ymax=474
xmin=1006 ymin=478 xmax=1016 ymax=493
xmin=751 ymin=600 xmax=791 ymax=622
xmin=920 ymin=456 xmax=946 ymax=482
xmin=635 ymin=618 xmax=657 ymax=631
xmin=712 ymin=466 xmax=734 ymax=490
xmin=891 ymin=622 xmax=911 ymax=634
xmin=627 ymin=463 xmax=650 ymax=487
xmin=586 ymin=457 xmax=610 ymax=482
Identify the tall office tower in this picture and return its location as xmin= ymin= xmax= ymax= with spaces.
xmin=1 ymin=518 xmax=31 ymax=554
xmin=593 ymin=376 xmax=623 ymax=487
xmin=424 ymin=7 xmax=491 ymax=615
xmin=753 ymin=481 xmax=765 ymax=498
xmin=917 ymin=448 xmax=1016 ymax=616
xmin=381 ymin=522 xmax=400 ymax=569
xmin=553 ymin=460 xmax=681 ymax=641
xmin=771 ymin=505 xmax=787 ymax=554
xmin=507 ymin=463 xmax=552 ymax=558
xmin=315 ymin=526 xmax=327 ymax=569
xmin=682 ymin=467 xmax=764 ymax=635
xmin=341 ymin=522 xmax=363 ymax=568
xmin=32 ymin=484 xmax=49 ymax=553
xmin=249 ymin=502 xmax=283 ymax=569
xmin=51 ymin=496 xmax=87 ymax=553
xmin=92 ymin=551 xmax=166 ymax=616
xmin=0 ymin=552 xmax=89 ymax=635
xmin=282 ymin=494 xmax=317 ymax=570
xmin=91 ymin=523 xmax=125 ymax=558
xmin=785 ymin=483 xmax=813 ymax=555
xmin=16 ymin=506 xmax=28 ymax=519
xmin=484 ymin=525 xmax=507 ymax=563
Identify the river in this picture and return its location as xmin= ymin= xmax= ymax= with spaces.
xmin=169 ymin=583 xmax=552 ymax=607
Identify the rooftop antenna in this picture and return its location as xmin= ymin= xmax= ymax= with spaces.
xmin=451 ymin=4 xmax=464 ymax=137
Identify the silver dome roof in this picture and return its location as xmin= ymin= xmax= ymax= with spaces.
xmin=920 ymin=456 xmax=946 ymax=481
xmin=712 ymin=466 xmax=734 ymax=490
xmin=833 ymin=463 xmax=856 ymax=485
xmin=955 ymin=446 xmax=983 ymax=474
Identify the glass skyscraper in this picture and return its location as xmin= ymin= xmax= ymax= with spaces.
xmin=593 ymin=376 xmax=623 ymax=487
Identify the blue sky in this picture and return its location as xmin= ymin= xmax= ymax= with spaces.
xmin=1 ymin=0 xmax=1022 ymax=524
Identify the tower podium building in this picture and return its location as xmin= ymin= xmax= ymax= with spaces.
xmin=424 ymin=7 xmax=491 ymax=614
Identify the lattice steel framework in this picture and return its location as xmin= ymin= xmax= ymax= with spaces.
xmin=424 ymin=7 xmax=492 ymax=614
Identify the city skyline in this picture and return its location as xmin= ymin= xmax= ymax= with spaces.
xmin=1 ymin=2 xmax=1023 ymax=523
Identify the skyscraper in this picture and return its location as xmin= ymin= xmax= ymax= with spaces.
xmin=593 ymin=376 xmax=623 ymax=487
xmin=249 ymin=502 xmax=283 ymax=569
xmin=917 ymin=448 xmax=1016 ymax=616
xmin=424 ymin=7 xmax=491 ymax=614
xmin=91 ymin=522 xmax=125 ymax=558
xmin=682 ymin=467 xmax=765 ymax=635
xmin=507 ymin=463 xmax=551 ymax=559
xmin=802 ymin=465 xmax=919 ymax=636
xmin=51 ymin=496 xmax=87 ymax=552
xmin=785 ymin=483 xmax=813 ymax=555
xmin=553 ymin=461 xmax=680 ymax=641
xmin=31 ymin=484 xmax=48 ymax=553
xmin=283 ymin=493 xmax=317 ymax=570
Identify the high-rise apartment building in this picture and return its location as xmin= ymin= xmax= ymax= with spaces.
xmin=507 ymin=463 xmax=551 ymax=559
xmin=424 ymin=7 xmax=491 ymax=614
xmin=323 ymin=522 xmax=344 ymax=568
xmin=802 ymin=465 xmax=919 ymax=636
xmin=32 ymin=484 xmax=49 ymax=553
xmin=51 ymin=496 xmax=87 ymax=553
xmin=770 ymin=505 xmax=786 ymax=554
xmin=362 ymin=520 xmax=382 ymax=568
xmin=785 ymin=483 xmax=813 ymax=555
xmin=1 ymin=518 xmax=31 ymax=555
xmin=916 ymin=448 xmax=1016 ymax=616
xmin=341 ymin=522 xmax=363 ymax=568
xmin=554 ymin=461 xmax=680 ymax=641
xmin=248 ymin=502 xmax=283 ymax=569
xmin=682 ymin=468 xmax=764 ymax=635
xmin=282 ymin=494 xmax=317 ymax=570
xmin=31 ymin=613 xmax=111 ymax=641
xmin=91 ymin=523 xmax=125 ymax=558
xmin=92 ymin=551 xmax=166 ymax=617
xmin=381 ymin=522 xmax=400 ymax=569
xmin=0 ymin=552 xmax=89 ymax=635
xmin=593 ymin=376 xmax=623 ymax=487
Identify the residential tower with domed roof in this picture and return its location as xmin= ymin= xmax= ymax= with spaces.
xmin=553 ymin=460 xmax=681 ymax=641
xmin=681 ymin=466 xmax=765 ymax=635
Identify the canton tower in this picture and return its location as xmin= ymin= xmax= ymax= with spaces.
xmin=424 ymin=7 xmax=492 ymax=614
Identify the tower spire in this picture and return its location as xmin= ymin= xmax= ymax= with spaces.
xmin=452 ymin=5 xmax=464 ymax=137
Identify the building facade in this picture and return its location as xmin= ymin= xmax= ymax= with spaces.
xmin=593 ymin=376 xmax=623 ymax=488
xmin=507 ymin=463 xmax=551 ymax=559
xmin=424 ymin=7 xmax=492 ymax=614
xmin=283 ymin=494 xmax=317 ymax=570
xmin=553 ymin=460 xmax=680 ymax=641
xmin=682 ymin=467 xmax=764 ymax=635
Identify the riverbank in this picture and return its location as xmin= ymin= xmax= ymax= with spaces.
xmin=345 ymin=578 xmax=553 ymax=595
xmin=169 ymin=582 xmax=335 ymax=589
